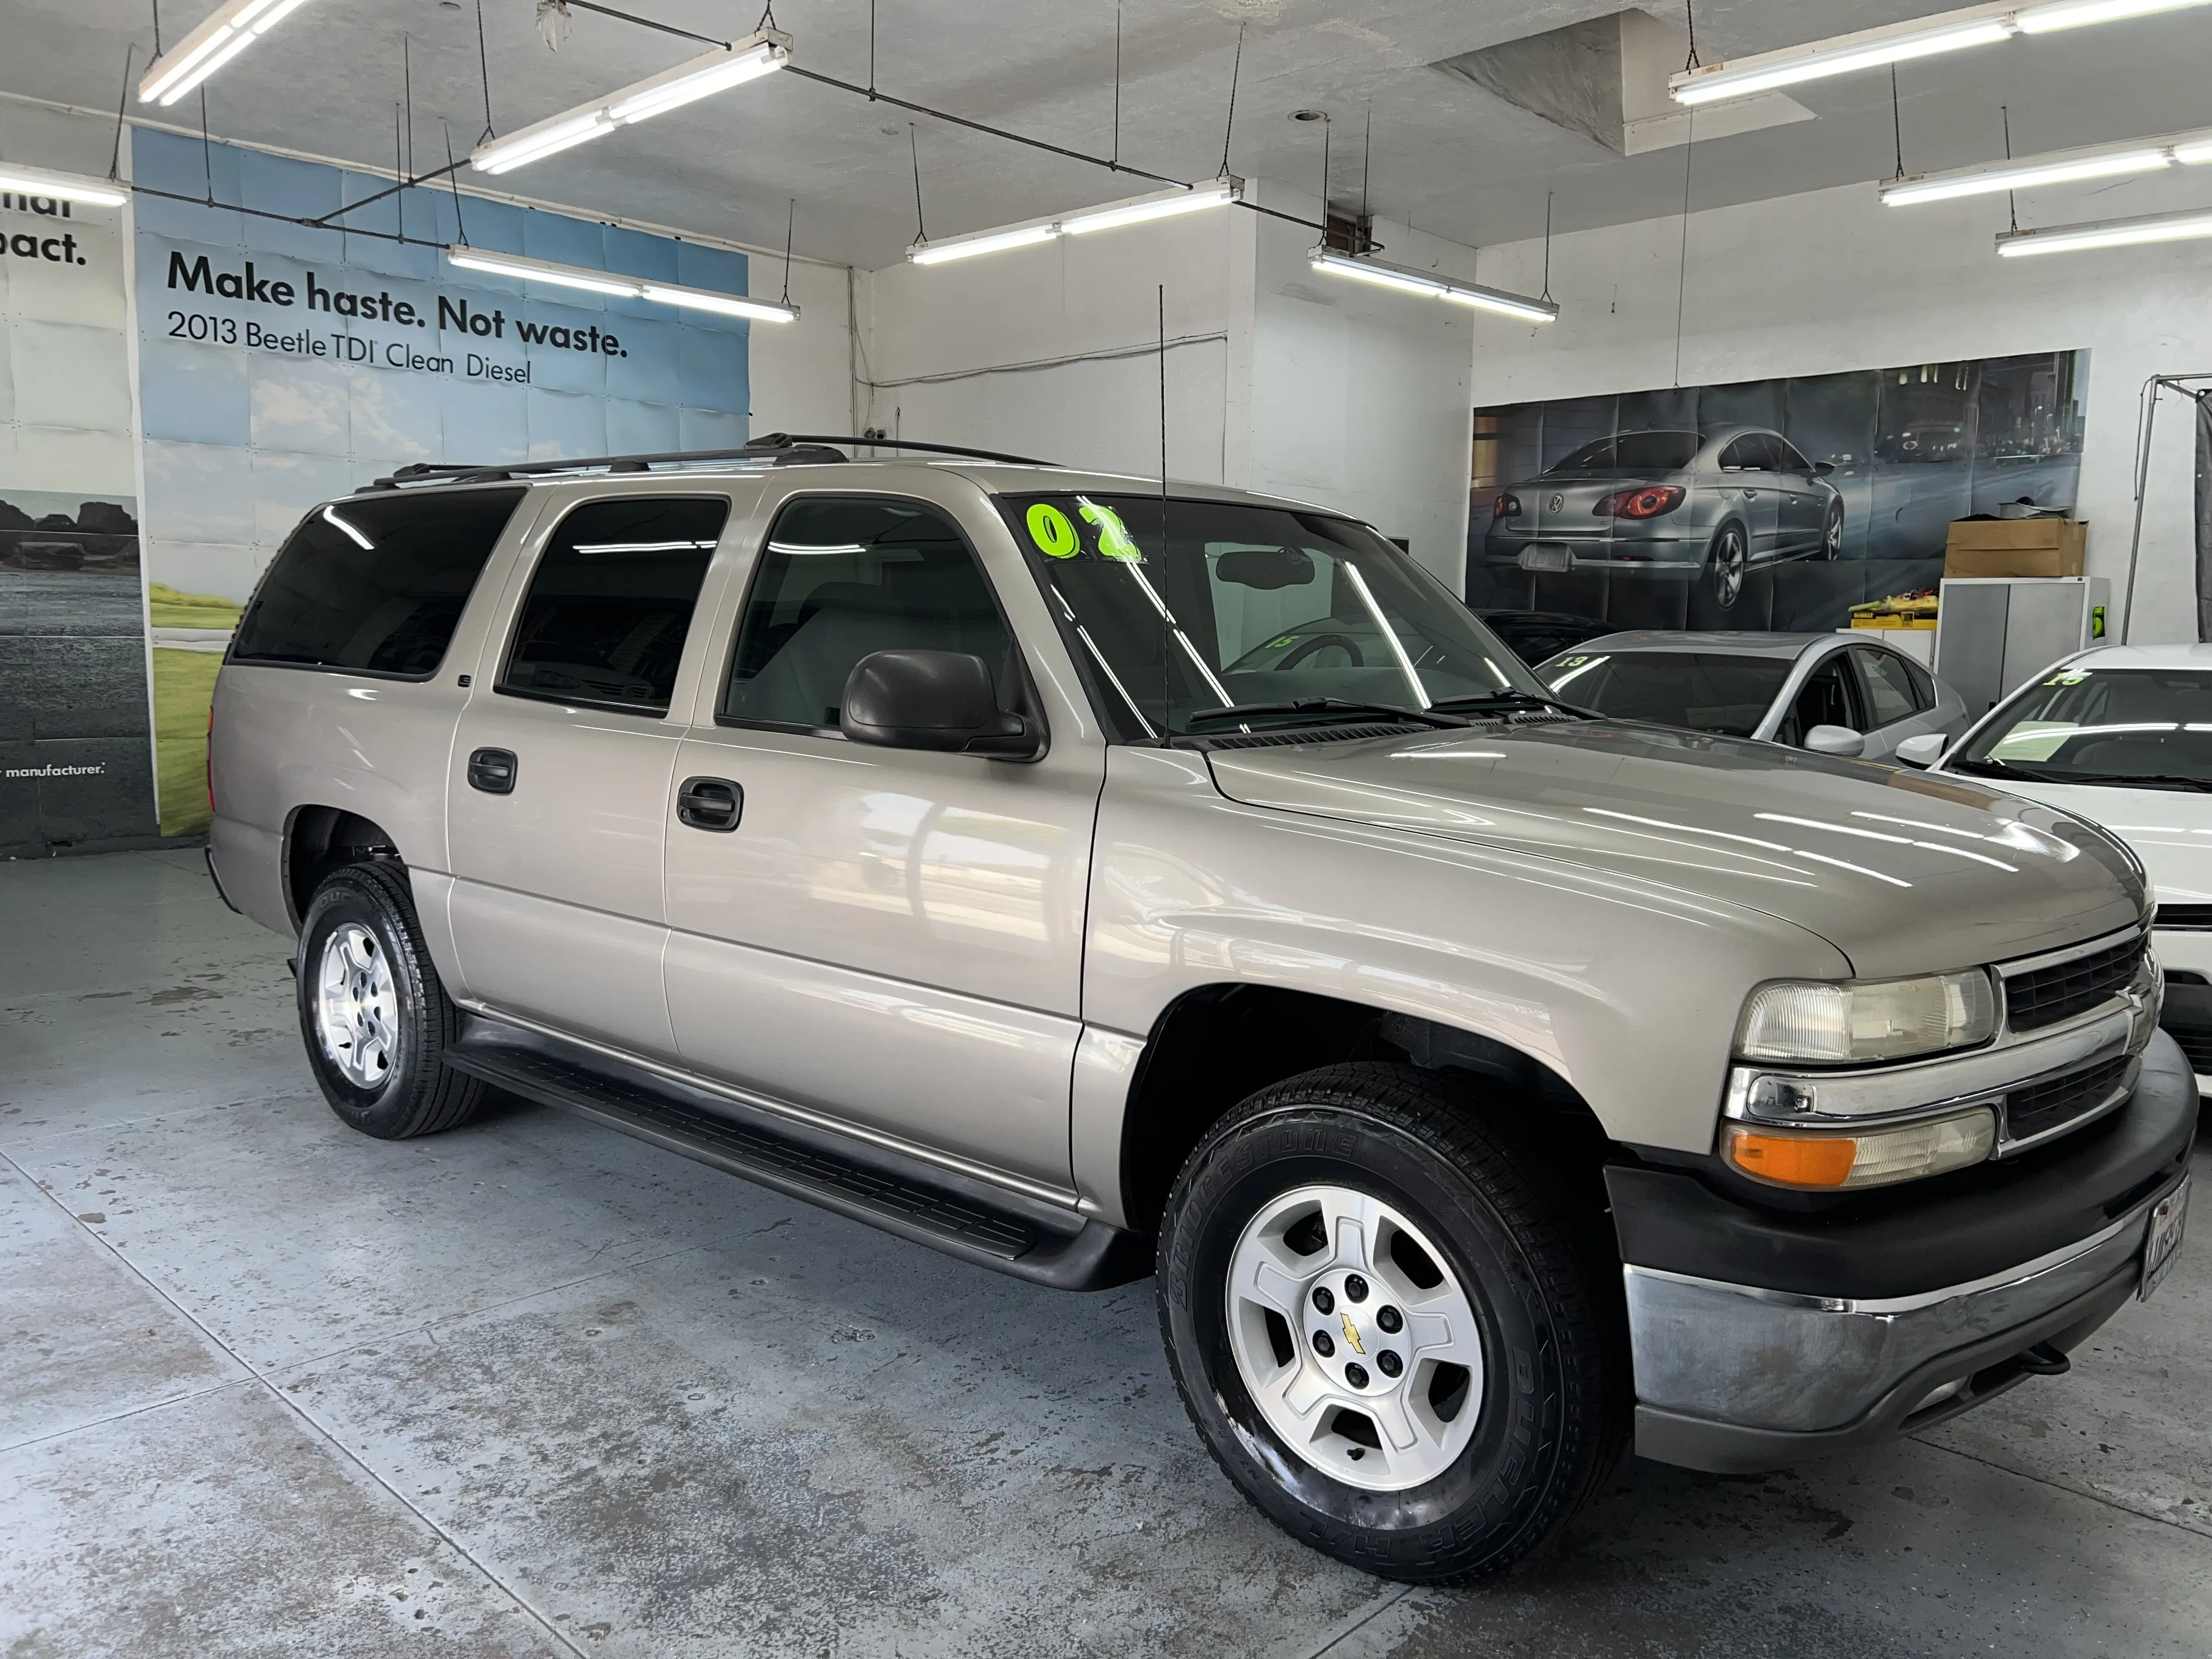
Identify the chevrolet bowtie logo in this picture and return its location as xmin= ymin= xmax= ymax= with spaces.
xmin=1339 ymin=1312 xmax=1365 ymax=1356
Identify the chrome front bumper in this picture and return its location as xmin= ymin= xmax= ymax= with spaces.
xmin=1628 ymin=1181 xmax=2174 ymax=1472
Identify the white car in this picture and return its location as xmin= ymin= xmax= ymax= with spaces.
xmin=1536 ymin=630 xmax=1968 ymax=763
xmin=1901 ymin=641 xmax=2212 ymax=1091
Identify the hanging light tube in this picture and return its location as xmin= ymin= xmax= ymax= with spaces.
xmin=906 ymin=177 xmax=1242 ymax=264
xmin=469 ymin=30 xmax=790 ymax=176
xmin=1880 ymin=125 xmax=2212 ymax=204
xmin=1995 ymin=205 xmax=2212 ymax=255
xmin=443 ymin=246 xmax=798 ymax=321
xmin=0 ymin=161 xmax=128 ymax=208
xmin=138 ymin=0 xmax=318 ymax=108
xmin=1306 ymin=247 xmax=1559 ymax=323
xmin=1669 ymin=0 xmax=2212 ymax=107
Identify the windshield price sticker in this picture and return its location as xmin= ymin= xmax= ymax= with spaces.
xmin=1023 ymin=496 xmax=1148 ymax=563
xmin=2045 ymin=670 xmax=2090 ymax=686
xmin=1025 ymin=502 xmax=1080 ymax=558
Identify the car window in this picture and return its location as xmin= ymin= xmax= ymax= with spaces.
xmin=1854 ymin=648 xmax=1921 ymax=728
xmin=1717 ymin=436 xmax=1762 ymax=471
xmin=1950 ymin=666 xmax=2212 ymax=786
xmin=498 ymin=495 xmax=728 ymax=715
xmin=1539 ymin=651 xmax=1792 ymax=737
xmin=723 ymin=495 xmax=1016 ymax=732
xmin=1770 ymin=437 xmax=1813 ymax=472
xmin=1903 ymin=657 xmax=1938 ymax=710
xmin=1543 ymin=431 xmax=1700 ymax=474
xmin=231 ymin=487 xmax=526 ymax=678
xmin=1775 ymin=653 xmax=1864 ymax=743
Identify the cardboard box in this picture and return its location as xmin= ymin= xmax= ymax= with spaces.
xmin=1943 ymin=517 xmax=2086 ymax=578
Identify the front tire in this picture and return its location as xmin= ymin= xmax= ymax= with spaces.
xmin=297 ymin=860 xmax=484 ymax=1139
xmin=1156 ymin=1064 xmax=1627 ymax=1583
xmin=1820 ymin=502 xmax=1844 ymax=560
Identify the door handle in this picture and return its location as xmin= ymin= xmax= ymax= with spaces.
xmin=676 ymin=775 xmax=743 ymax=832
xmin=467 ymin=747 xmax=517 ymax=794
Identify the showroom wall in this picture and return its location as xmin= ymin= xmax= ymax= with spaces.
xmin=1464 ymin=174 xmax=2212 ymax=631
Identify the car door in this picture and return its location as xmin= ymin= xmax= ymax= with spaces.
xmin=1769 ymin=645 xmax=1866 ymax=748
xmin=659 ymin=481 xmax=1107 ymax=1190
xmin=445 ymin=484 xmax=744 ymax=1057
xmin=1715 ymin=434 xmax=1780 ymax=557
xmin=1764 ymin=435 xmax=1826 ymax=553
xmin=1849 ymin=643 xmax=1940 ymax=761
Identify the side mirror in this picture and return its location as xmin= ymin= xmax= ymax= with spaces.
xmin=1814 ymin=461 xmax=1836 ymax=476
xmin=840 ymin=650 xmax=1040 ymax=758
xmin=1894 ymin=731 xmax=1947 ymax=769
xmin=1804 ymin=724 xmax=1866 ymax=758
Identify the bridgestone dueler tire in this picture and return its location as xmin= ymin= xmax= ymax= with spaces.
xmin=296 ymin=861 xmax=484 ymax=1140
xmin=1156 ymin=1063 xmax=1628 ymax=1583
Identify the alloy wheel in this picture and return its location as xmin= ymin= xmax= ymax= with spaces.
xmin=1712 ymin=527 xmax=1747 ymax=608
xmin=1223 ymin=1183 xmax=1485 ymax=1493
xmin=313 ymin=922 xmax=398 ymax=1090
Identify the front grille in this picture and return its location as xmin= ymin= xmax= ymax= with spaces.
xmin=2155 ymin=903 xmax=2212 ymax=930
xmin=2004 ymin=1055 xmax=2129 ymax=1144
xmin=2164 ymin=1022 xmax=2212 ymax=1074
xmin=2002 ymin=935 xmax=2145 ymax=1033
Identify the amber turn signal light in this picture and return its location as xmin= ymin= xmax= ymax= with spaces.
xmin=1725 ymin=1128 xmax=1858 ymax=1188
xmin=1722 ymin=1108 xmax=1997 ymax=1190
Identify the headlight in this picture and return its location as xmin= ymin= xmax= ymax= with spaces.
xmin=1723 ymin=1108 xmax=1996 ymax=1190
xmin=1736 ymin=970 xmax=1997 ymax=1065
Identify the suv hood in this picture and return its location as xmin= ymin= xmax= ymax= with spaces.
xmin=1206 ymin=721 xmax=2145 ymax=978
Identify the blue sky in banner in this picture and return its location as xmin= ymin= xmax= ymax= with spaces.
xmin=132 ymin=127 xmax=752 ymax=604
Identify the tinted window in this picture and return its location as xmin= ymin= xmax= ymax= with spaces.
xmin=231 ymin=488 xmax=524 ymax=675
xmin=1951 ymin=667 xmax=2212 ymax=787
xmin=1540 ymin=650 xmax=1790 ymax=737
xmin=1544 ymin=431 xmax=1700 ymax=474
xmin=1771 ymin=436 xmax=1813 ymax=472
xmin=1856 ymin=648 xmax=1920 ymax=727
xmin=499 ymin=495 xmax=727 ymax=714
xmin=1718 ymin=436 xmax=1763 ymax=471
xmin=724 ymin=496 xmax=1014 ymax=731
xmin=1775 ymin=654 xmax=1864 ymax=744
xmin=1903 ymin=658 xmax=1938 ymax=710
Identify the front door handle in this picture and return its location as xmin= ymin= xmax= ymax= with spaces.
xmin=676 ymin=775 xmax=743 ymax=832
xmin=467 ymin=747 xmax=517 ymax=794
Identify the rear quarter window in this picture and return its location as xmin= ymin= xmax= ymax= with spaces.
xmin=230 ymin=487 xmax=527 ymax=677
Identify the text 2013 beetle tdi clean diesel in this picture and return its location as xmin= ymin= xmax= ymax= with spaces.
xmin=205 ymin=437 xmax=2192 ymax=1583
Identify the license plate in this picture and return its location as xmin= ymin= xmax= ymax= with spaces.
xmin=2141 ymin=1177 xmax=2189 ymax=1301
xmin=1519 ymin=545 xmax=1574 ymax=573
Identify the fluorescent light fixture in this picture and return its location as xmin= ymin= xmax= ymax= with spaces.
xmin=905 ymin=177 xmax=1244 ymax=265
xmin=139 ymin=0 xmax=318 ymax=107
xmin=1060 ymin=176 xmax=1242 ymax=235
xmin=470 ymin=31 xmax=789 ymax=175
xmin=1306 ymin=247 xmax=1559 ymax=323
xmin=909 ymin=223 xmax=1060 ymax=265
xmin=2176 ymin=136 xmax=2212 ymax=163
xmin=0 ymin=161 xmax=127 ymax=208
xmin=2015 ymin=0 xmax=2212 ymax=30
xmin=1996 ymin=204 xmax=2212 ymax=254
xmin=1882 ymin=142 xmax=2180 ymax=204
xmin=443 ymin=245 xmax=798 ymax=320
xmin=1671 ymin=0 xmax=2212 ymax=106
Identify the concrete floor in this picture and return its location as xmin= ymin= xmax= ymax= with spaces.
xmin=2 ymin=848 xmax=2207 ymax=1658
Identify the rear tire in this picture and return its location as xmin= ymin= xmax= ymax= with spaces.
xmin=297 ymin=860 xmax=484 ymax=1139
xmin=1156 ymin=1063 xmax=1627 ymax=1583
xmin=1709 ymin=523 xmax=1748 ymax=608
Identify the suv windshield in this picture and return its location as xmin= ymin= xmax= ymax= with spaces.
xmin=1950 ymin=665 xmax=2212 ymax=789
xmin=1538 ymin=650 xmax=1791 ymax=736
xmin=998 ymin=494 xmax=1544 ymax=738
xmin=1543 ymin=431 xmax=1701 ymax=475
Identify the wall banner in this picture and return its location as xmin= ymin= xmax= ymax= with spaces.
xmin=1468 ymin=351 xmax=2087 ymax=635
xmin=131 ymin=129 xmax=754 ymax=834
xmin=1 ymin=175 xmax=150 ymax=856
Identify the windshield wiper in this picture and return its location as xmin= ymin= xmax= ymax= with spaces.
xmin=1431 ymin=690 xmax=1590 ymax=719
xmin=1951 ymin=757 xmax=2212 ymax=792
xmin=1183 ymin=697 xmax=1469 ymax=730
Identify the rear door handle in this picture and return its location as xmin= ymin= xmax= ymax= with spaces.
xmin=467 ymin=747 xmax=517 ymax=794
xmin=676 ymin=775 xmax=743 ymax=832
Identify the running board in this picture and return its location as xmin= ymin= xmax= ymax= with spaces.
xmin=444 ymin=1017 xmax=1146 ymax=1291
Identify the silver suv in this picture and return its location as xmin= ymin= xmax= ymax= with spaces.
xmin=206 ymin=438 xmax=2193 ymax=1583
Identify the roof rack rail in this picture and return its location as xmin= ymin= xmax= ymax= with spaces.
xmin=366 ymin=433 xmax=1053 ymax=490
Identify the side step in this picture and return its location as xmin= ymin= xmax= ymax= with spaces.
xmin=444 ymin=1017 xmax=1147 ymax=1291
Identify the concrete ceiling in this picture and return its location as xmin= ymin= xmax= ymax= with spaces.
xmin=10 ymin=0 xmax=2212 ymax=270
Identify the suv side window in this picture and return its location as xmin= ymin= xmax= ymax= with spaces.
xmin=721 ymin=496 xmax=1017 ymax=732
xmin=498 ymin=495 xmax=728 ymax=715
xmin=1775 ymin=652 xmax=1864 ymax=744
xmin=230 ymin=486 xmax=526 ymax=677
xmin=1854 ymin=647 xmax=1921 ymax=727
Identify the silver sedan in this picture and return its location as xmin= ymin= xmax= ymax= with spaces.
xmin=1533 ymin=630 xmax=1968 ymax=761
xmin=1483 ymin=425 xmax=1844 ymax=609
